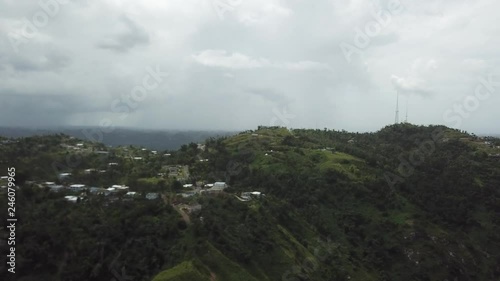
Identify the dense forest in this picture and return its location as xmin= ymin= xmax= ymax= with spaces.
xmin=0 ymin=124 xmax=499 ymax=281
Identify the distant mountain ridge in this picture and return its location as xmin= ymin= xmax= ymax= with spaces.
xmin=0 ymin=127 xmax=236 ymax=150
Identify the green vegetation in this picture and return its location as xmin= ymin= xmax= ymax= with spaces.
xmin=1 ymin=123 xmax=499 ymax=281
xmin=151 ymin=261 xmax=207 ymax=281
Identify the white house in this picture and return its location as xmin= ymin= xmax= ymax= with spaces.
xmin=49 ymin=185 xmax=64 ymax=192
xmin=69 ymin=184 xmax=86 ymax=192
xmin=126 ymin=191 xmax=138 ymax=197
xmin=64 ymin=196 xmax=80 ymax=203
xmin=111 ymin=185 xmax=129 ymax=191
xmin=58 ymin=173 xmax=72 ymax=179
xmin=213 ymin=182 xmax=227 ymax=190
xmin=104 ymin=187 xmax=117 ymax=196
xmin=146 ymin=193 xmax=159 ymax=200
xmin=241 ymin=191 xmax=262 ymax=200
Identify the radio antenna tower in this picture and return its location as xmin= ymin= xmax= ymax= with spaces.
xmin=405 ymin=95 xmax=409 ymax=123
xmin=394 ymin=90 xmax=400 ymax=124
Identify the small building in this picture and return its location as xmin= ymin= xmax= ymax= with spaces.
xmin=58 ymin=173 xmax=72 ymax=180
xmin=49 ymin=185 xmax=64 ymax=192
xmin=241 ymin=191 xmax=263 ymax=200
xmin=111 ymin=184 xmax=129 ymax=191
xmin=89 ymin=187 xmax=104 ymax=194
xmin=212 ymin=182 xmax=227 ymax=190
xmin=179 ymin=191 xmax=196 ymax=198
xmin=146 ymin=193 xmax=159 ymax=200
xmin=104 ymin=187 xmax=117 ymax=196
xmin=69 ymin=184 xmax=86 ymax=192
xmin=183 ymin=184 xmax=193 ymax=188
xmin=84 ymin=168 xmax=96 ymax=174
xmin=64 ymin=196 xmax=80 ymax=203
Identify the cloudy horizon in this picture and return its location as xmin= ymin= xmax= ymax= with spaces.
xmin=1 ymin=0 xmax=499 ymax=134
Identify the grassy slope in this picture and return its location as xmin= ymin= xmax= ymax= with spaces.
xmin=155 ymin=125 xmax=500 ymax=281
xmin=151 ymin=261 xmax=207 ymax=281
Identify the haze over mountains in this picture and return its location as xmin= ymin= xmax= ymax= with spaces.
xmin=0 ymin=127 xmax=236 ymax=150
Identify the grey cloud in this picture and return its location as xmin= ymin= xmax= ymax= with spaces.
xmin=0 ymin=92 xmax=107 ymax=127
xmin=5 ymin=53 xmax=71 ymax=72
xmin=0 ymin=0 xmax=498 ymax=133
xmin=246 ymin=88 xmax=294 ymax=106
xmin=96 ymin=15 xmax=150 ymax=52
xmin=391 ymin=75 xmax=433 ymax=97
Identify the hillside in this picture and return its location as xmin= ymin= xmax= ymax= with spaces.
xmin=0 ymin=124 xmax=499 ymax=281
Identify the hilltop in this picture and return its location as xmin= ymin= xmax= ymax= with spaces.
xmin=0 ymin=124 xmax=499 ymax=281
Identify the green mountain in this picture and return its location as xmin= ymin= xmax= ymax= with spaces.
xmin=1 ymin=124 xmax=499 ymax=281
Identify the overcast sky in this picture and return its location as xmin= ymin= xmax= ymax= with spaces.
xmin=1 ymin=0 xmax=499 ymax=133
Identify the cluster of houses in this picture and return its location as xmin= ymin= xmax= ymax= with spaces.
xmin=178 ymin=182 xmax=228 ymax=198
xmin=42 ymin=182 xmax=160 ymax=203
